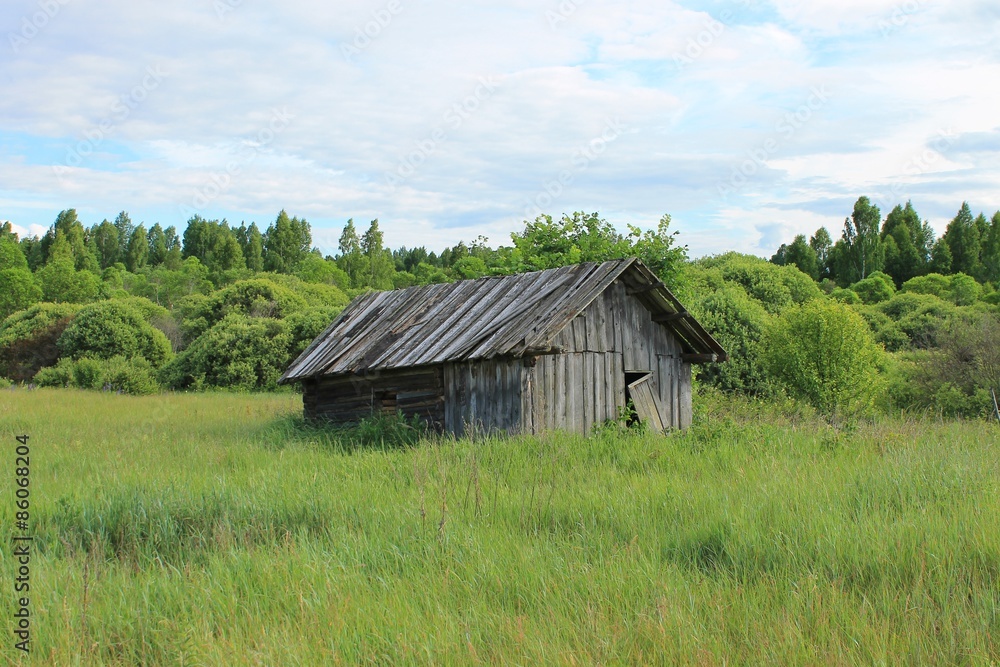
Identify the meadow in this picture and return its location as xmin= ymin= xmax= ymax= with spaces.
xmin=1 ymin=388 xmax=999 ymax=665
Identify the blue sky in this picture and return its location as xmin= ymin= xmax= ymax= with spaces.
xmin=2 ymin=0 xmax=999 ymax=258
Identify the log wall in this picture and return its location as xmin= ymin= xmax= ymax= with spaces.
xmin=303 ymin=366 xmax=445 ymax=428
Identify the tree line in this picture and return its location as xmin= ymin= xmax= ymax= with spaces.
xmin=0 ymin=203 xmax=997 ymax=421
xmin=770 ymin=198 xmax=1000 ymax=288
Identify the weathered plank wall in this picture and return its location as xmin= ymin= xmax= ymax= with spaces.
xmin=526 ymin=352 xmax=624 ymax=435
xmin=547 ymin=279 xmax=693 ymax=431
xmin=303 ymin=367 xmax=445 ymax=428
xmin=443 ymin=359 xmax=523 ymax=437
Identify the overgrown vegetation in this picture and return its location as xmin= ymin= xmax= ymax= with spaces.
xmin=0 ymin=200 xmax=997 ymax=417
xmin=2 ymin=389 xmax=998 ymax=664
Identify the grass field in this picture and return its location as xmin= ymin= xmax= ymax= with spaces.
xmin=1 ymin=388 xmax=999 ymax=665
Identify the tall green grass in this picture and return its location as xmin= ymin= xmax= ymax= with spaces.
xmin=1 ymin=388 xmax=999 ymax=665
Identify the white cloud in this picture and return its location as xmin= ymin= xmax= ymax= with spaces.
xmin=0 ymin=0 xmax=998 ymax=258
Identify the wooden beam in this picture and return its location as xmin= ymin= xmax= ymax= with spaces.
xmin=521 ymin=345 xmax=565 ymax=356
xmin=682 ymin=353 xmax=718 ymax=363
xmin=627 ymin=281 xmax=665 ymax=296
xmin=653 ymin=311 xmax=688 ymax=323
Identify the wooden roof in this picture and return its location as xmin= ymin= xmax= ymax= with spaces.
xmin=280 ymin=258 xmax=727 ymax=383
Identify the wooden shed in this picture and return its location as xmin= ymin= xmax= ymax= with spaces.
xmin=279 ymin=258 xmax=726 ymax=435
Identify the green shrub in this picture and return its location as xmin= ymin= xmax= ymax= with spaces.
xmin=875 ymin=292 xmax=958 ymax=349
xmin=849 ymin=272 xmax=895 ymax=304
xmin=0 ymin=302 xmax=81 ymax=381
xmin=694 ymin=253 xmax=821 ymax=314
xmin=177 ymin=278 xmax=308 ymax=342
xmin=854 ymin=306 xmax=909 ymax=352
xmin=34 ymin=355 xmax=160 ymax=395
xmin=687 ymin=283 xmax=773 ymax=395
xmin=901 ymin=273 xmax=950 ymax=299
xmin=284 ymin=306 xmax=343 ymax=359
xmin=831 ymin=288 xmax=861 ymax=305
xmin=57 ymin=300 xmax=173 ymax=367
xmin=763 ymin=299 xmax=884 ymax=419
xmin=160 ymin=314 xmax=292 ymax=391
xmin=33 ymin=358 xmax=74 ymax=388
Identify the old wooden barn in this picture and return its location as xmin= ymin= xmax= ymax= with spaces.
xmin=279 ymin=258 xmax=726 ymax=435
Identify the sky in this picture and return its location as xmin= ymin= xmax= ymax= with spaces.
xmin=2 ymin=0 xmax=999 ymax=259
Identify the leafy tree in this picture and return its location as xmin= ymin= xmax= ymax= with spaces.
xmin=452 ymin=256 xmax=488 ymax=279
xmin=881 ymin=202 xmax=932 ymax=286
xmin=943 ymin=203 xmax=983 ymax=280
xmin=90 ymin=219 xmax=120 ymax=269
xmin=296 ymin=253 xmax=350 ymax=289
xmin=0 ymin=221 xmax=16 ymax=242
xmin=126 ymin=225 xmax=149 ymax=272
xmin=40 ymin=209 xmax=98 ymax=272
xmin=783 ymin=234 xmax=819 ymax=280
xmin=182 ymin=216 xmax=246 ymax=277
xmin=360 ymin=219 xmax=395 ymax=290
xmin=262 ymin=210 xmax=311 ymax=274
xmin=36 ymin=236 xmax=101 ymax=304
xmin=178 ymin=278 xmax=307 ymax=342
xmin=982 ymin=211 xmax=1000 ymax=284
xmin=1 ymin=237 xmax=28 ymax=270
xmin=336 ymin=219 xmax=367 ymax=288
xmin=629 ymin=215 xmax=687 ymax=287
xmin=0 ymin=269 xmax=41 ymax=319
xmin=840 ymin=196 xmax=884 ymax=283
xmin=112 ymin=211 xmax=135 ymax=261
xmin=764 ymin=299 xmax=884 ymax=418
xmin=147 ymin=223 xmax=169 ymax=266
xmin=236 ymin=222 xmax=264 ymax=272
xmin=809 ymin=227 xmax=833 ymax=279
